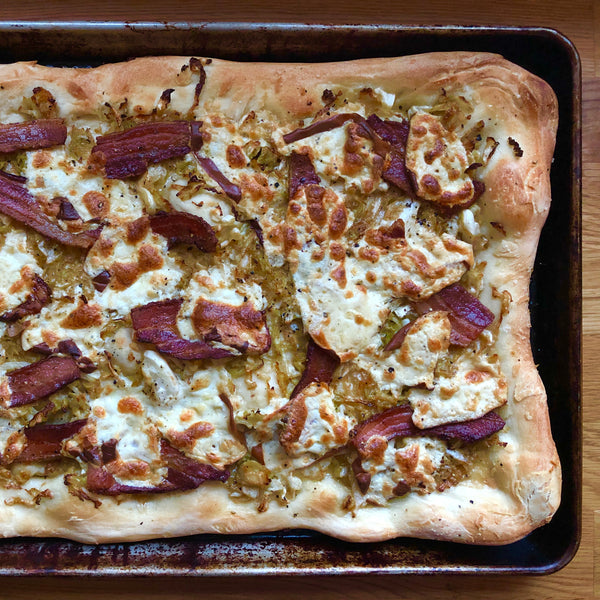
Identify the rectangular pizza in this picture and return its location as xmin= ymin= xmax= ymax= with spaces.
xmin=0 ymin=52 xmax=560 ymax=544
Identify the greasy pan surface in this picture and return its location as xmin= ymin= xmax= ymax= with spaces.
xmin=0 ymin=22 xmax=581 ymax=575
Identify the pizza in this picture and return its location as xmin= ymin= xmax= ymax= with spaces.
xmin=0 ymin=52 xmax=560 ymax=544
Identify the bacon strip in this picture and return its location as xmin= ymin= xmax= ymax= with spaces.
xmin=290 ymin=338 xmax=340 ymax=399
xmin=30 ymin=339 xmax=97 ymax=374
xmin=415 ymin=283 xmax=494 ymax=346
xmin=288 ymin=152 xmax=320 ymax=200
xmin=149 ymin=210 xmax=217 ymax=252
xmin=57 ymin=199 xmax=81 ymax=221
xmin=3 ymin=356 xmax=80 ymax=408
xmin=194 ymin=153 xmax=242 ymax=202
xmin=0 ymin=274 xmax=51 ymax=322
xmin=16 ymin=419 xmax=87 ymax=463
xmin=383 ymin=321 xmax=412 ymax=352
xmin=365 ymin=115 xmax=413 ymax=195
xmin=351 ymin=405 xmax=505 ymax=459
xmin=0 ymin=119 xmax=67 ymax=153
xmin=92 ymin=270 xmax=111 ymax=292
xmin=283 ymin=113 xmax=364 ymax=144
xmin=131 ymin=298 xmax=234 ymax=360
xmin=0 ymin=171 xmax=101 ymax=248
xmin=85 ymin=439 xmax=228 ymax=495
xmin=90 ymin=121 xmax=203 ymax=179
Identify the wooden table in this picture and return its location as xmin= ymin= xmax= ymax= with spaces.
xmin=0 ymin=1 xmax=596 ymax=597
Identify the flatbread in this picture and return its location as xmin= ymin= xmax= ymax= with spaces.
xmin=0 ymin=52 xmax=560 ymax=544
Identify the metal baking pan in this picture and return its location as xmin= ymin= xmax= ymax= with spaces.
xmin=0 ymin=22 xmax=581 ymax=576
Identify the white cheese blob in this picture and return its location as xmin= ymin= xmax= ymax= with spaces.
xmin=408 ymin=353 xmax=508 ymax=428
xmin=354 ymin=311 xmax=451 ymax=396
xmin=21 ymin=294 xmax=104 ymax=359
xmin=362 ymin=437 xmax=449 ymax=505
xmin=85 ymin=225 xmax=183 ymax=316
xmin=0 ymin=231 xmax=42 ymax=314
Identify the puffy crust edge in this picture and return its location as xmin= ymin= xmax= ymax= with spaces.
xmin=0 ymin=52 xmax=560 ymax=545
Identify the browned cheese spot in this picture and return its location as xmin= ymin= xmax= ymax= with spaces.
xmin=168 ymin=421 xmax=215 ymax=452
xmin=226 ymin=144 xmax=246 ymax=168
xmin=305 ymin=184 xmax=327 ymax=226
xmin=61 ymin=301 xmax=102 ymax=329
xmin=424 ymin=138 xmax=445 ymax=165
xmin=137 ymin=244 xmax=164 ymax=272
xmin=82 ymin=190 xmax=110 ymax=219
xmin=32 ymin=151 xmax=52 ymax=169
xmin=420 ymin=174 xmax=441 ymax=195
xmin=117 ymin=396 xmax=144 ymax=415
xmin=465 ymin=370 xmax=488 ymax=384
xmin=329 ymin=241 xmax=346 ymax=261
xmin=110 ymin=460 xmax=149 ymax=479
xmin=126 ymin=216 xmax=150 ymax=244
xmin=110 ymin=262 xmax=140 ymax=290
xmin=328 ymin=204 xmax=348 ymax=239
xmin=331 ymin=265 xmax=347 ymax=288
xmin=358 ymin=246 xmax=380 ymax=263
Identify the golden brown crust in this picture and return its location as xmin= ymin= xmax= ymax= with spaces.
xmin=0 ymin=52 xmax=560 ymax=545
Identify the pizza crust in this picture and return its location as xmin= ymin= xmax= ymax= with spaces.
xmin=0 ymin=52 xmax=560 ymax=544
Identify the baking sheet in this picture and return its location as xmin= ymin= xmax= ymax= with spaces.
xmin=0 ymin=22 xmax=582 ymax=575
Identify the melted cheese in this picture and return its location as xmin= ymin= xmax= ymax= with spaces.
xmin=0 ymin=231 xmax=42 ymax=313
xmin=24 ymin=148 xmax=144 ymax=223
xmin=293 ymin=246 xmax=388 ymax=361
xmin=355 ymin=311 xmax=451 ymax=395
xmin=408 ymin=353 xmax=508 ymax=428
xmin=177 ymin=262 xmax=267 ymax=341
xmin=405 ymin=110 xmax=473 ymax=205
xmin=280 ymin=383 xmax=354 ymax=461
xmin=85 ymin=225 xmax=183 ymax=316
xmin=89 ymin=384 xmax=163 ymax=487
xmin=362 ymin=437 xmax=448 ymax=505
xmin=276 ymin=112 xmax=383 ymax=193
xmin=21 ymin=293 xmax=104 ymax=359
xmin=144 ymin=365 xmax=245 ymax=470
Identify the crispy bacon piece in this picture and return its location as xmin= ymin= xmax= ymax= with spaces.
xmin=351 ymin=457 xmax=371 ymax=494
xmin=131 ymin=298 xmax=234 ymax=360
xmin=15 ymin=419 xmax=87 ymax=463
xmin=0 ymin=171 xmax=101 ymax=248
xmin=2 ymin=356 xmax=80 ymax=408
xmin=365 ymin=115 xmax=413 ymax=195
xmin=383 ymin=321 xmax=412 ymax=352
xmin=194 ymin=153 xmax=242 ymax=202
xmin=0 ymin=118 xmax=67 ymax=153
xmin=92 ymin=270 xmax=111 ymax=292
xmin=149 ymin=210 xmax=217 ymax=252
xmin=288 ymin=152 xmax=320 ymax=200
xmin=426 ymin=411 xmax=506 ymax=443
xmin=290 ymin=338 xmax=340 ymax=399
xmin=85 ymin=439 xmax=228 ymax=495
xmin=415 ymin=283 xmax=494 ymax=346
xmin=351 ymin=405 xmax=505 ymax=459
xmin=30 ymin=339 xmax=97 ymax=374
xmin=56 ymin=199 xmax=81 ymax=221
xmin=0 ymin=274 xmax=51 ymax=322
xmin=283 ymin=113 xmax=364 ymax=144
xmin=90 ymin=121 xmax=203 ymax=179
xmin=192 ymin=299 xmax=271 ymax=355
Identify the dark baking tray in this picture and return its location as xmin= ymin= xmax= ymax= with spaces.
xmin=0 ymin=22 xmax=581 ymax=576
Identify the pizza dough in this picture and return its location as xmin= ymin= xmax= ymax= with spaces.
xmin=0 ymin=52 xmax=560 ymax=544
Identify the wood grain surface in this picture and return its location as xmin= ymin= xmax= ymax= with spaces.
xmin=0 ymin=1 xmax=596 ymax=598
